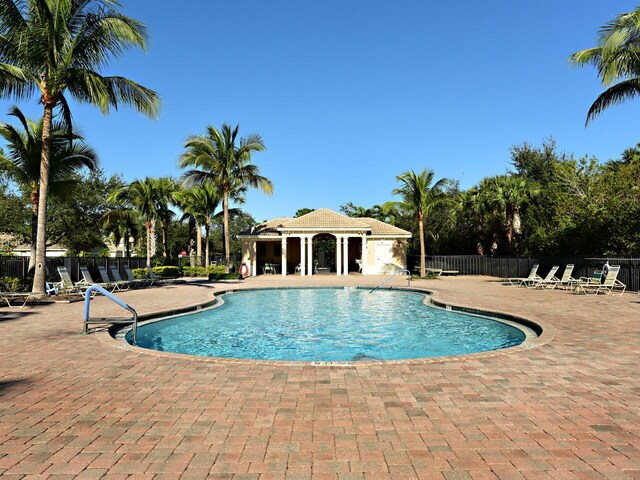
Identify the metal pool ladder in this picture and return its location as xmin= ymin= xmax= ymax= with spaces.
xmin=83 ymin=284 xmax=138 ymax=343
xmin=369 ymin=269 xmax=411 ymax=293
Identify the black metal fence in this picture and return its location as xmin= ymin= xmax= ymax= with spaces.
xmin=408 ymin=255 xmax=640 ymax=292
xmin=0 ymin=256 xmax=148 ymax=284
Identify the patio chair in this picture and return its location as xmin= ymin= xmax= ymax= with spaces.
xmin=526 ymin=265 xmax=560 ymax=289
xmin=124 ymin=266 xmax=153 ymax=287
xmin=355 ymin=259 xmax=362 ymax=273
xmin=0 ymin=290 xmax=43 ymax=308
xmin=553 ymin=264 xmax=578 ymax=290
xmin=575 ymin=265 xmax=626 ymax=295
xmin=504 ymin=264 xmax=541 ymax=286
xmin=79 ymin=266 xmax=117 ymax=292
xmin=117 ymin=266 xmax=146 ymax=288
xmin=263 ymin=263 xmax=274 ymax=274
xmin=98 ymin=266 xmax=129 ymax=291
xmin=295 ymin=263 xmax=302 ymax=274
xmin=573 ymin=270 xmax=602 ymax=291
xmin=56 ymin=266 xmax=88 ymax=295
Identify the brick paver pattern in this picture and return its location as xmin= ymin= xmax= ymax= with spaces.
xmin=1 ymin=275 xmax=639 ymax=479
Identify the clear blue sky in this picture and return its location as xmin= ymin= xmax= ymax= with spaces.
xmin=8 ymin=1 xmax=640 ymax=221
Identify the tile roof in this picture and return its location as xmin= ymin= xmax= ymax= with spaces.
xmin=358 ymin=217 xmax=411 ymax=236
xmin=280 ymin=208 xmax=369 ymax=230
xmin=240 ymin=209 xmax=411 ymax=238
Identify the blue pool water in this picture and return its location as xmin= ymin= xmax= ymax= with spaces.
xmin=128 ymin=288 xmax=526 ymax=361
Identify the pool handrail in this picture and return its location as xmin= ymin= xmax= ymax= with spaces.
xmin=370 ymin=269 xmax=411 ymax=293
xmin=83 ymin=284 xmax=138 ymax=343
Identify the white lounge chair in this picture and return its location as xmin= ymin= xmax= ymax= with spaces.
xmin=504 ymin=264 xmax=541 ymax=286
xmin=573 ymin=270 xmax=602 ymax=291
xmin=0 ymin=291 xmax=42 ymax=308
xmin=98 ymin=266 xmax=129 ymax=291
xmin=575 ymin=265 xmax=626 ymax=295
xmin=56 ymin=266 xmax=88 ymax=295
xmin=527 ymin=265 xmax=560 ymax=289
xmin=553 ymin=264 xmax=578 ymax=290
xmin=79 ymin=266 xmax=117 ymax=292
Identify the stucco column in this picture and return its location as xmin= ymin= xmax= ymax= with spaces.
xmin=251 ymin=241 xmax=257 ymax=276
xmin=335 ymin=236 xmax=342 ymax=276
xmin=343 ymin=236 xmax=349 ymax=275
xmin=307 ymin=235 xmax=313 ymax=275
xmin=361 ymin=235 xmax=368 ymax=275
xmin=300 ymin=236 xmax=306 ymax=276
xmin=281 ymin=235 xmax=287 ymax=276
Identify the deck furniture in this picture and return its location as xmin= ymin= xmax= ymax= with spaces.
xmin=575 ymin=265 xmax=626 ymax=295
xmin=98 ymin=266 xmax=129 ymax=291
xmin=526 ymin=265 xmax=560 ymax=289
xmin=504 ymin=264 xmax=541 ymax=286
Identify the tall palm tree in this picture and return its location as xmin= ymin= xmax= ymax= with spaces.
xmin=179 ymin=124 xmax=273 ymax=272
xmin=102 ymin=207 xmax=140 ymax=257
xmin=153 ymin=177 xmax=176 ymax=260
xmin=571 ymin=8 xmax=640 ymax=124
xmin=0 ymin=0 xmax=160 ymax=293
xmin=108 ymin=178 xmax=171 ymax=268
xmin=390 ymin=169 xmax=449 ymax=277
xmin=480 ymin=175 xmax=539 ymax=251
xmin=0 ymin=106 xmax=97 ymax=269
xmin=173 ymin=184 xmax=222 ymax=268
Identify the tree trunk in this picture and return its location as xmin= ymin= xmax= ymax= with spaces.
xmin=125 ymin=232 xmax=130 ymax=257
xmin=205 ymin=222 xmax=210 ymax=269
xmin=223 ymin=189 xmax=230 ymax=273
xmin=505 ymin=205 xmax=514 ymax=246
xmin=145 ymin=220 xmax=152 ymax=267
xmin=32 ymin=103 xmax=54 ymax=294
xmin=418 ymin=212 xmax=426 ymax=278
xmin=162 ymin=222 xmax=168 ymax=259
xmin=196 ymin=223 xmax=202 ymax=267
xmin=28 ymin=188 xmax=38 ymax=272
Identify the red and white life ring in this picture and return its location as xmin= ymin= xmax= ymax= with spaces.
xmin=239 ymin=263 xmax=250 ymax=278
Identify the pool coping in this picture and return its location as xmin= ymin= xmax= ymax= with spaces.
xmin=95 ymin=284 xmax=554 ymax=366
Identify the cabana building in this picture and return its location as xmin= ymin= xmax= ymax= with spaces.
xmin=238 ymin=208 xmax=411 ymax=276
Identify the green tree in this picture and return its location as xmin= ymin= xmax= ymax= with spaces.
xmin=179 ymin=124 xmax=273 ymax=272
xmin=173 ymin=184 xmax=221 ymax=267
xmin=479 ymin=175 xmax=540 ymax=252
xmin=390 ymin=169 xmax=449 ymax=277
xmin=0 ymin=0 xmax=160 ymax=293
xmin=102 ymin=207 xmax=141 ymax=257
xmin=571 ymin=8 xmax=640 ymax=123
xmin=108 ymin=177 xmax=172 ymax=267
xmin=294 ymin=207 xmax=315 ymax=217
xmin=0 ymin=106 xmax=97 ymax=268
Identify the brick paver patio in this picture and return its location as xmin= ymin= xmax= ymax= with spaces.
xmin=1 ymin=275 xmax=639 ymax=479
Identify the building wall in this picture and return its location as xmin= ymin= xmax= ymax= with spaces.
xmin=365 ymin=238 xmax=407 ymax=274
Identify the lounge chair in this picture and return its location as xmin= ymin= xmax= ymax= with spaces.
xmin=97 ymin=266 xmax=129 ymax=291
xmin=0 ymin=291 xmax=42 ymax=308
xmin=295 ymin=264 xmax=301 ymax=274
xmin=574 ymin=270 xmax=602 ymax=291
xmin=56 ymin=266 xmax=88 ymax=295
xmin=575 ymin=265 xmax=626 ymax=295
xmin=504 ymin=264 xmax=541 ymax=286
xmin=526 ymin=265 xmax=560 ymax=289
xmin=117 ymin=266 xmax=145 ymax=288
xmin=124 ymin=266 xmax=153 ymax=287
xmin=553 ymin=264 xmax=578 ymax=290
xmin=79 ymin=266 xmax=117 ymax=292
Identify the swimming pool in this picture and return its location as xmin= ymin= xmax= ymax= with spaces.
xmin=127 ymin=288 xmax=529 ymax=361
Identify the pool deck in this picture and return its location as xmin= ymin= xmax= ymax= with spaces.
xmin=1 ymin=275 xmax=639 ymax=479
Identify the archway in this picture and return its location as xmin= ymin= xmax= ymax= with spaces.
xmin=312 ymin=233 xmax=336 ymax=274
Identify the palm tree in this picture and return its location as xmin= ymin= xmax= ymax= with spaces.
xmin=108 ymin=178 xmax=171 ymax=268
xmin=571 ymin=8 xmax=640 ymax=124
xmin=0 ymin=0 xmax=160 ymax=293
xmin=102 ymin=207 xmax=141 ymax=257
xmin=153 ymin=177 xmax=176 ymax=260
xmin=0 ymin=106 xmax=97 ymax=269
xmin=173 ymin=184 xmax=220 ymax=268
xmin=480 ymin=175 xmax=539 ymax=251
xmin=179 ymin=124 xmax=273 ymax=272
xmin=390 ymin=169 xmax=449 ymax=277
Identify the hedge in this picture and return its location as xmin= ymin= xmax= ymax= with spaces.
xmin=132 ymin=266 xmax=180 ymax=278
xmin=182 ymin=265 xmax=226 ymax=277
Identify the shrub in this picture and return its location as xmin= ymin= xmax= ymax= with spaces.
xmin=208 ymin=272 xmax=242 ymax=281
xmin=0 ymin=276 xmax=25 ymax=292
xmin=182 ymin=266 xmax=206 ymax=277
xmin=132 ymin=268 xmax=148 ymax=279
xmin=153 ymin=266 xmax=180 ymax=278
xmin=208 ymin=265 xmax=225 ymax=275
